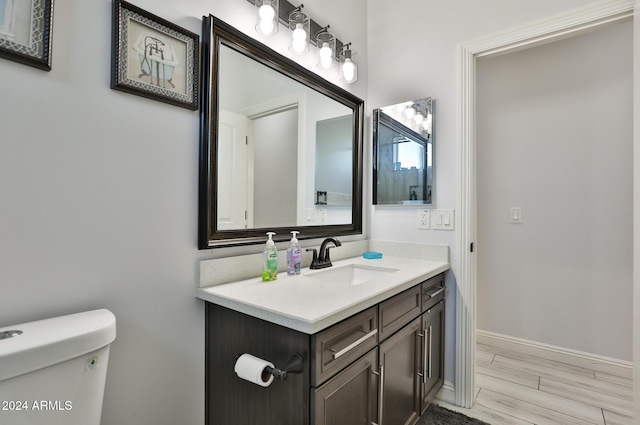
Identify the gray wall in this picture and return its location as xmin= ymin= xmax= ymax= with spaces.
xmin=0 ymin=1 xmax=366 ymax=425
xmin=476 ymin=21 xmax=633 ymax=360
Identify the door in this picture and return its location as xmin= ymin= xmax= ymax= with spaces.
xmin=420 ymin=300 xmax=444 ymax=412
xmin=312 ymin=348 xmax=378 ymax=425
xmin=378 ymin=316 xmax=421 ymax=425
xmin=217 ymin=110 xmax=251 ymax=230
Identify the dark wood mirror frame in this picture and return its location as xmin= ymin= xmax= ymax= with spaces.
xmin=198 ymin=15 xmax=364 ymax=249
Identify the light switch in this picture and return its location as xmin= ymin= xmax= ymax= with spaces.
xmin=509 ymin=207 xmax=522 ymax=224
xmin=432 ymin=209 xmax=454 ymax=230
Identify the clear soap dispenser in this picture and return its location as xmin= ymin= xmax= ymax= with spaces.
xmin=286 ymin=231 xmax=302 ymax=275
xmin=262 ymin=232 xmax=278 ymax=281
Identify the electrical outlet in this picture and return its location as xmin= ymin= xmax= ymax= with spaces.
xmin=417 ymin=209 xmax=430 ymax=229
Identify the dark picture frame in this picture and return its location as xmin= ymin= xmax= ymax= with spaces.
xmin=0 ymin=0 xmax=54 ymax=71
xmin=111 ymin=0 xmax=199 ymax=110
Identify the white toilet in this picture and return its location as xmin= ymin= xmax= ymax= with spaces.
xmin=0 ymin=309 xmax=116 ymax=425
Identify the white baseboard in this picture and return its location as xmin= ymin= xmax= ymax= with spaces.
xmin=477 ymin=329 xmax=633 ymax=379
xmin=435 ymin=380 xmax=456 ymax=405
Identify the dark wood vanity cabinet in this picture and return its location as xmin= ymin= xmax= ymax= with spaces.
xmin=205 ymin=272 xmax=445 ymax=425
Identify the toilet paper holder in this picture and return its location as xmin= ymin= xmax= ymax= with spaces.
xmin=263 ymin=353 xmax=304 ymax=381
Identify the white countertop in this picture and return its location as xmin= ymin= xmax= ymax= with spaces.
xmin=197 ymin=256 xmax=449 ymax=334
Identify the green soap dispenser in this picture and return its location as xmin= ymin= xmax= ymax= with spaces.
xmin=262 ymin=232 xmax=278 ymax=281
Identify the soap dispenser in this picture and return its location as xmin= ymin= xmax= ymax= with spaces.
xmin=262 ymin=232 xmax=278 ymax=281
xmin=286 ymin=231 xmax=302 ymax=275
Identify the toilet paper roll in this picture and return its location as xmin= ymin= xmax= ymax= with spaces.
xmin=234 ymin=353 xmax=275 ymax=387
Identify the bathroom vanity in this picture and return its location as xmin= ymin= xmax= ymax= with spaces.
xmin=198 ymin=256 xmax=448 ymax=425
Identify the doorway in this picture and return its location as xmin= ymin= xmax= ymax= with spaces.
xmin=454 ymin=1 xmax=636 ymax=408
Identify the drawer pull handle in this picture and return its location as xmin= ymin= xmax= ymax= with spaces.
xmin=422 ymin=328 xmax=428 ymax=384
xmin=427 ymin=287 xmax=445 ymax=298
xmin=428 ymin=325 xmax=433 ymax=378
xmin=330 ymin=329 xmax=378 ymax=359
xmin=378 ymin=365 xmax=384 ymax=425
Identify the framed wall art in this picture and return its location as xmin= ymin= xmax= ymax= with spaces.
xmin=111 ymin=0 xmax=199 ymax=110
xmin=0 ymin=0 xmax=54 ymax=71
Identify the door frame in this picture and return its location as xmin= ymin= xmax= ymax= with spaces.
xmin=454 ymin=0 xmax=636 ymax=407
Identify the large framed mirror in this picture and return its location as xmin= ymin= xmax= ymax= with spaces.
xmin=373 ymin=98 xmax=434 ymax=205
xmin=199 ymin=16 xmax=364 ymax=248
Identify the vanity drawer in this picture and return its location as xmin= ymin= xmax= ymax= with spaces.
xmin=378 ymin=284 xmax=422 ymax=342
xmin=422 ymin=273 xmax=445 ymax=312
xmin=311 ymin=306 xmax=378 ymax=386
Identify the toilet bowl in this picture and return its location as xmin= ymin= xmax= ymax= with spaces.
xmin=0 ymin=309 xmax=116 ymax=425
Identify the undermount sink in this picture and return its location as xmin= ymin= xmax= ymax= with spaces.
xmin=309 ymin=264 xmax=399 ymax=285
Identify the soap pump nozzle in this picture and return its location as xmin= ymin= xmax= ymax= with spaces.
xmin=266 ymin=232 xmax=276 ymax=246
xmin=290 ymin=231 xmax=299 ymax=242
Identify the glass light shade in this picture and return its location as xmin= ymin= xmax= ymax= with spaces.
xmin=339 ymin=48 xmax=358 ymax=83
xmin=316 ymin=31 xmax=336 ymax=69
xmin=255 ymin=0 xmax=279 ymax=36
xmin=289 ymin=11 xmax=310 ymax=55
xmin=404 ymin=106 xmax=416 ymax=120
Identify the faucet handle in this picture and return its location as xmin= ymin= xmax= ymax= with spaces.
xmin=306 ymin=248 xmax=319 ymax=269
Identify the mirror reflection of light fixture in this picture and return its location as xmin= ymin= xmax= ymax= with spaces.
xmin=339 ymin=43 xmax=358 ymax=83
xmin=288 ymin=6 xmax=309 ymax=55
xmin=316 ymin=27 xmax=336 ymax=70
xmin=404 ymin=106 xmax=416 ymax=120
xmin=255 ymin=0 xmax=279 ymax=36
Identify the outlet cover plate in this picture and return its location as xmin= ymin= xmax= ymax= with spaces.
xmin=417 ymin=209 xmax=430 ymax=229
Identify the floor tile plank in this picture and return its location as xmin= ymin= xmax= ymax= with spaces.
xmin=477 ymin=373 xmax=605 ymax=424
xmin=493 ymin=353 xmax=595 ymax=381
xmin=475 ymin=388 xmax=601 ymax=425
xmin=595 ymin=371 xmax=633 ymax=388
xmin=539 ymin=377 xmax=633 ymax=417
xmin=602 ymin=409 xmax=634 ymax=425
xmin=477 ymin=358 xmax=540 ymax=389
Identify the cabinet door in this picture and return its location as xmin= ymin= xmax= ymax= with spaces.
xmin=312 ymin=348 xmax=378 ymax=425
xmin=420 ymin=300 xmax=444 ymax=413
xmin=378 ymin=316 xmax=421 ymax=425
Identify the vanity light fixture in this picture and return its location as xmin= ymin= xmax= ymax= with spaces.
xmin=254 ymin=0 xmax=279 ymax=36
xmin=339 ymin=43 xmax=358 ymax=83
xmin=246 ymin=0 xmax=359 ymax=83
xmin=288 ymin=5 xmax=310 ymax=55
xmin=316 ymin=26 xmax=336 ymax=69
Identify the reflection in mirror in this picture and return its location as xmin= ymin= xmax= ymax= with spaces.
xmin=373 ymin=97 xmax=434 ymax=205
xmin=199 ymin=16 xmax=364 ymax=248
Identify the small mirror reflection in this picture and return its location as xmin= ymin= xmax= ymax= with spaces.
xmin=373 ymin=97 xmax=434 ymax=205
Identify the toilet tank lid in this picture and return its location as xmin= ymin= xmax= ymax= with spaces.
xmin=0 ymin=309 xmax=116 ymax=382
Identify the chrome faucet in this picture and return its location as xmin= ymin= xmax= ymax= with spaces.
xmin=307 ymin=238 xmax=342 ymax=269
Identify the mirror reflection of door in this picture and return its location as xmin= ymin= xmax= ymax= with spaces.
xmin=251 ymin=107 xmax=298 ymax=228
xmin=218 ymin=110 xmax=251 ymax=230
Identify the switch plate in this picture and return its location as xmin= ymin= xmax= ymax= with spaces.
xmin=417 ymin=209 xmax=430 ymax=230
xmin=432 ymin=209 xmax=454 ymax=230
xmin=509 ymin=207 xmax=523 ymax=224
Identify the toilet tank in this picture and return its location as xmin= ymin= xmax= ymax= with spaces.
xmin=0 ymin=309 xmax=116 ymax=425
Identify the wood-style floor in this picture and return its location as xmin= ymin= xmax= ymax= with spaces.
xmin=436 ymin=342 xmax=634 ymax=425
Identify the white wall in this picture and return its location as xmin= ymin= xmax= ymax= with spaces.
xmin=0 ymin=1 xmax=366 ymax=425
xmin=476 ymin=21 xmax=633 ymax=360
xmin=366 ymin=0 xmax=625 ymax=386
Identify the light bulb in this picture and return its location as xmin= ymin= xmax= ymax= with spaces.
xmin=258 ymin=4 xmax=275 ymax=21
xmin=342 ymin=58 xmax=356 ymax=82
xmin=319 ymin=42 xmax=333 ymax=69
xmin=257 ymin=4 xmax=276 ymax=35
xmin=405 ymin=106 xmax=416 ymax=120
xmin=291 ymin=23 xmax=308 ymax=53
